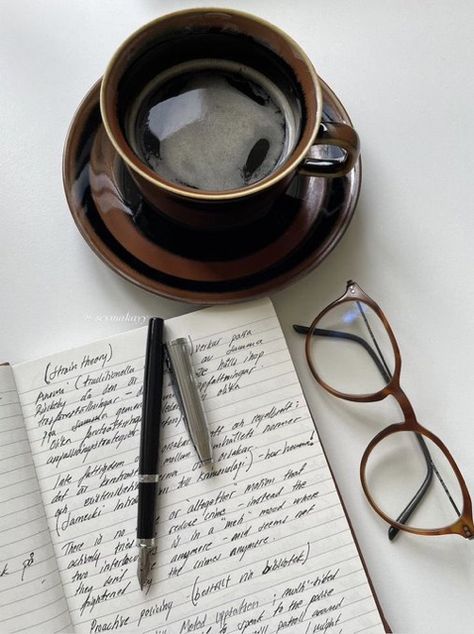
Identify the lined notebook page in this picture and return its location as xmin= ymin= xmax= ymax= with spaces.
xmin=14 ymin=299 xmax=385 ymax=633
xmin=0 ymin=365 xmax=72 ymax=633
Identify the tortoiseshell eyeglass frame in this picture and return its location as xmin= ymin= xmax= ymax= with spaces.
xmin=300 ymin=280 xmax=474 ymax=539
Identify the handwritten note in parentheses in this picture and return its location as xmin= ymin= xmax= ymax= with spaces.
xmin=0 ymin=365 xmax=72 ymax=633
xmin=14 ymin=299 xmax=385 ymax=633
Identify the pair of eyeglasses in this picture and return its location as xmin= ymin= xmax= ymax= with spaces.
xmin=294 ymin=280 xmax=473 ymax=540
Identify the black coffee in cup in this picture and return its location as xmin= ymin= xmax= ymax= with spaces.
xmin=101 ymin=10 xmax=359 ymax=230
xmin=126 ymin=59 xmax=301 ymax=192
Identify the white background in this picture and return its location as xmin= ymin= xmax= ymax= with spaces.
xmin=1 ymin=1 xmax=473 ymax=632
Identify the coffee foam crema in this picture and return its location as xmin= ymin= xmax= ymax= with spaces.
xmin=126 ymin=59 xmax=301 ymax=192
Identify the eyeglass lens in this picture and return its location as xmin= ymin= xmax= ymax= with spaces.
xmin=365 ymin=431 xmax=462 ymax=530
xmin=308 ymin=300 xmax=395 ymax=396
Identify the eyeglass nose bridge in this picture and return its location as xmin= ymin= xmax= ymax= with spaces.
xmin=389 ymin=387 xmax=417 ymax=424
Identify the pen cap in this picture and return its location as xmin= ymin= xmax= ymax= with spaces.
xmin=166 ymin=338 xmax=212 ymax=464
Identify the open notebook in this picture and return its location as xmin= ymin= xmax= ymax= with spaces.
xmin=0 ymin=299 xmax=389 ymax=633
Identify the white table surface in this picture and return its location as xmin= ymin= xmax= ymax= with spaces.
xmin=1 ymin=1 xmax=473 ymax=632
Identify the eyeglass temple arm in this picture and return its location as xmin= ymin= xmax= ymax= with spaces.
xmin=293 ymin=325 xmax=391 ymax=381
xmin=387 ymin=434 xmax=434 ymax=539
xmin=293 ymin=323 xmax=434 ymax=540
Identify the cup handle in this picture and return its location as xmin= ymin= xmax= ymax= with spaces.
xmin=298 ymin=121 xmax=360 ymax=178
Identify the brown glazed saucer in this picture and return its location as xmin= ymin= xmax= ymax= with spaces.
xmin=63 ymin=79 xmax=361 ymax=304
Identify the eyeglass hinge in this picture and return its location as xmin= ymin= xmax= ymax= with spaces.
xmin=462 ymin=525 xmax=473 ymax=539
xmin=346 ymin=280 xmax=356 ymax=294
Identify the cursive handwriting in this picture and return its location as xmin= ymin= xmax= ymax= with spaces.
xmin=12 ymin=301 xmax=385 ymax=633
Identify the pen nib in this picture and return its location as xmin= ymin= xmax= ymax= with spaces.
xmin=137 ymin=545 xmax=152 ymax=591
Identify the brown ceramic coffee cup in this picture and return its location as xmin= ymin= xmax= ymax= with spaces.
xmin=100 ymin=8 xmax=360 ymax=230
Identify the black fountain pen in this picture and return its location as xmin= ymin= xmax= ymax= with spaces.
xmin=137 ymin=318 xmax=164 ymax=590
